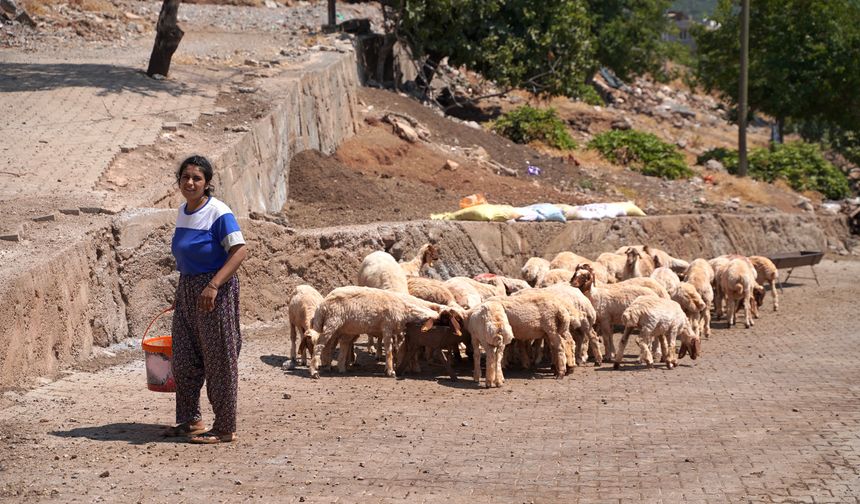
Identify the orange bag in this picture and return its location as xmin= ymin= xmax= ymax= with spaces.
xmin=459 ymin=193 xmax=488 ymax=209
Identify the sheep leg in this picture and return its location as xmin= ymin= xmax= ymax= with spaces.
xmin=484 ymin=346 xmax=496 ymax=388
xmin=563 ymin=333 xmax=575 ymax=374
xmin=439 ymin=347 xmax=457 ymax=381
xmin=659 ymin=334 xmax=672 ymax=369
xmin=395 ymin=337 xmax=416 ymax=376
xmin=636 ymin=331 xmax=654 ymax=367
xmin=516 ymin=340 xmax=532 ymax=370
xmin=613 ymin=327 xmax=634 ymax=369
xmin=383 ymin=331 xmax=397 ymax=378
xmin=310 ymin=325 xmax=336 ymax=379
xmin=588 ymin=328 xmax=603 ymax=367
xmin=744 ymin=293 xmax=754 ymax=328
xmin=494 ymin=344 xmax=506 ymax=387
xmin=471 ymin=336 xmax=482 ymax=385
xmin=550 ymin=334 xmax=566 ymax=379
xmin=572 ymin=329 xmax=585 ymax=366
xmin=702 ymin=306 xmax=712 ymax=339
xmin=727 ymin=297 xmax=737 ymax=327
xmin=288 ymin=323 xmax=298 ymax=369
xmin=600 ymin=321 xmax=615 ymax=362
xmin=771 ymin=279 xmax=779 ymax=311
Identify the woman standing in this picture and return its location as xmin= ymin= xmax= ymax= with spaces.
xmin=164 ymin=155 xmax=248 ymax=444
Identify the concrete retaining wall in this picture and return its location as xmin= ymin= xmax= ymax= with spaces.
xmin=211 ymin=52 xmax=361 ymax=217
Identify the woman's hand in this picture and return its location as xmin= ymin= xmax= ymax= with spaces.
xmin=198 ymin=284 xmax=217 ymax=312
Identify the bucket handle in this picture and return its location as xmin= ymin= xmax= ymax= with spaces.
xmin=142 ymin=306 xmax=175 ymax=342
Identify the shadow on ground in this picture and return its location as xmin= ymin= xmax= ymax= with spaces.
xmin=0 ymin=63 xmax=206 ymax=97
xmin=50 ymin=422 xmax=185 ymax=445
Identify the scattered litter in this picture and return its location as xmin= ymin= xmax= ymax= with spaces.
xmin=526 ymin=162 xmax=542 ymax=176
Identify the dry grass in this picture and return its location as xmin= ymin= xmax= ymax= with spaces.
xmin=22 ymin=0 xmax=117 ymax=15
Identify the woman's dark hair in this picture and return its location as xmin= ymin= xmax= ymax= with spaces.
xmin=176 ymin=155 xmax=214 ymax=196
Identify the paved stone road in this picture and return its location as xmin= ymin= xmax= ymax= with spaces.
xmin=1 ymin=259 xmax=859 ymax=503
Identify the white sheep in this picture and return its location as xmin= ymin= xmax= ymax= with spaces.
xmin=358 ymin=250 xmax=409 ymax=293
xmin=305 ymin=286 xmax=456 ymax=379
xmin=466 ymin=300 xmax=515 ymax=388
xmin=617 ymin=276 xmax=671 ymax=299
xmin=536 ymin=268 xmax=574 ymax=288
xmin=407 ymin=276 xmax=460 ymax=307
xmin=596 ymin=252 xmax=627 ymax=282
xmin=521 ymin=257 xmax=551 ymax=287
xmin=749 ymin=255 xmax=779 ymax=312
xmin=684 ymin=258 xmax=715 ymax=338
xmin=524 ymin=283 xmax=603 ymax=367
xmin=286 ymin=284 xmax=324 ymax=369
xmin=620 ymin=246 xmax=655 ymax=280
xmin=616 ymin=245 xmax=689 ymax=275
xmin=442 ymin=277 xmax=484 ymax=310
xmin=475 ymin=274 xmax=532 ymax=295
xmin=550 ymin=251 xmax=613 ymax=284
xmin=399 ymin=243 xmax=439 ymax=277
xmin=446 ymin=276 xmax=505 ymax=301
xmin=488 ymin=294 xmax=572 ymax=379
xmin=570 ymin=264 xmax=659 ymax=362
xmin=615 ymin=296 xmax=701 ymax=369
xmin=650 ymin=267 xmax=681 ymax=294
xmin=718 ymin=258 xmax=757 ymax=328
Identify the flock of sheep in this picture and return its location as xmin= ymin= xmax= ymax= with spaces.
xmin=286 ymin=242 xmax=779 ymax=387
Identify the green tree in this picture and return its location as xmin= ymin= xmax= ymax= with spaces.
xmin=587 ymin=0 xmax=675 ymax=80
xmin=694 ymin=0 xmax=860 ymax=139
xmin=392 ymin=0 xmax=595 ymax=96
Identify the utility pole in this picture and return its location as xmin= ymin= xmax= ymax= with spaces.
xmin=738 ymin=0 xmax=750 ymax=177
xmin=328 ymin=0 xmax=336 ymax=29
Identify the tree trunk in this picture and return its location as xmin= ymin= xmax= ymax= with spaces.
xmin=146 ymin=0 xmax=184 ymax=78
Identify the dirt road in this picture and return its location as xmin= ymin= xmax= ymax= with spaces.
xmin=2 ymin=259 xmax=859 ymax=503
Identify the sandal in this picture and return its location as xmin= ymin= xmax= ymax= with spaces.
xmin=163 ymin=421 xmax=207 ymax=438
xmin=189 ymin=430 xmax=237 ymax=444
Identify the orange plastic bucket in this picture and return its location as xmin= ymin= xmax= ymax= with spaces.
xmin=141 ymin=307 xmax=175 ymax=393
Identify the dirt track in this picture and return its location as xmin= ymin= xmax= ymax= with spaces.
xmin=1 ymin=259 xmax=859 ymax=503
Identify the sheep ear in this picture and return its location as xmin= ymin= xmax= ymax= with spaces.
xmin=678 ymin=341 xmax=688 ymax=359
xmin=450 ymin=316 xmax=462 ymax=336
xmin=421 ymin=318 xmax=435 ymax=332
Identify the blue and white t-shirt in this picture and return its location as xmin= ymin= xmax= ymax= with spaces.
xmin=171 ymin=197 xmax=245 ymax=275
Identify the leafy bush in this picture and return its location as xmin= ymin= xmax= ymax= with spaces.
xmin=575 ymin=84 xmax=604 ymax=106
xmin=588 ymin=130 xmax=693 ymax=179
xmin=492 ymin=106 xmax=577 ymax=150
xmin=698 ymin=142 xmax=851 ymax=199
xmin=696 ymin=147 xmax=736 ymax=166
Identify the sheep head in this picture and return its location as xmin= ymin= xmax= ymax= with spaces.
xmin=570 ymin=264 xmax=594 ymax=292
xmin=752 ymin=283 xmax=765 ymax=307
xmin=677 ymin=322 xmax=701 ymax=360
xmin=624 ymin=247 xmax=641 ymax=266
xmin=421 ymin=243 xmax=440 ymax=267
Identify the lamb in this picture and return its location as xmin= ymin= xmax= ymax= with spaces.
xmin=407 ymin=276 xmax=460 ymax=307
xmin=749 ymin=255 xmax=779 ymax=312
xmin=357 ymin=250 xmax=409 ymax=293
xmin=286 ymin=284 xmax=324 ymax=369
xmin=685 ymin=258 xmax=715 ymax=338
xmin=536 ymin=268 xmax=574 ymax=288
xmin=616 ymin=245 xmax=689 ymax=275
xmin=521 ymin=257 xmax=551 ymax=287
xmin=442 ymin=277 xmax=484 ymax=310
xmin=397 ymin=317 xmax=467 ymax=381
xmin=614 ymin=296 xmax=700 ymax=369
xmin=550 ymin=251 xmax=613 ymax=284
xmin=570 ymin=264 xmax=659 ymax=362
xmin=488 ymin=293 xmax=572 ymax=379
xmin=399 ymin=243 xmax=439 ymax=277
xmin=515 ymin=283 xmax=603 ymax=367
xmin=672 ymin=282 xmax=707 ymax=332
xmin=617 ymin=276 xmax=671 ymax=299
xmin=466 ymin=301 xmax=515 ymax=388
xmin=718 ymin=258 xmax=757 ymax=328
xmin=549 ymin=251 xmax=592 ymax=271
xmin=650 ymin=267 xmax=681 ymax=294
xmin=305 ymin=286 xmax=456 ymax=379
xmin=596 ymin=252 xmax=627 ymax=282
xmin=475 ymin=273 xmax=531 ymax=295
xmin=620 ymin=246 xmax=655 ymax=280
xmin=446 ymin=276 xmax=505 ymax=302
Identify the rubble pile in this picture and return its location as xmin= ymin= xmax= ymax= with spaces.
xmin=593 ymin=70 xmax=729 ymax=133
